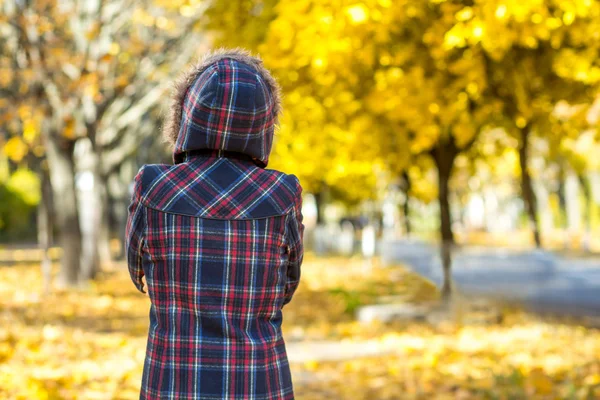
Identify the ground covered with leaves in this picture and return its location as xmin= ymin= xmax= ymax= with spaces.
xmin=1 ymin=255 xmax=599 ymax=399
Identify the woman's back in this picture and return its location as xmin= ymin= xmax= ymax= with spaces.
xmin=126 ymin=49 xmax=303 ymax=400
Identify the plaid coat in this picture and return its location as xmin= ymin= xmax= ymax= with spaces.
xmin=126 ymin=50 xmax=303 ymax=400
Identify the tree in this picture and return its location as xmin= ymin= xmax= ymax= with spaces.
xmin=203 ymin=0 xmax=600 ymax=297
xmin=204 ymin=0 xmax=494 ymax=297
xmin=1 ymin=0 xmax=204 ymax=286
xmin=453 ymin=0 xmax=600 ymax=247
xmin=546 ymin=103 xmax=599 ymax=249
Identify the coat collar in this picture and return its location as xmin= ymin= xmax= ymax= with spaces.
xmin=183 ymin=149 xmax=264 ymax=168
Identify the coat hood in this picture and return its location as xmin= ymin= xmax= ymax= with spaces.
xmin=163 ymin=48 xmax=282 ymax=167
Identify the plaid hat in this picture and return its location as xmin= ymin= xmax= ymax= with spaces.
xmin=163 ymin=49 xmax=282 ymax=167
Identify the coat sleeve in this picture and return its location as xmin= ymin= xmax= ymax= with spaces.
xmin=125 ymin=166 xmax=147 ymax=293
xmin=283 ymin=179 xmax=304 ymax=307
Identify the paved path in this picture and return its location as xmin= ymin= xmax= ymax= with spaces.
xmin=286 ymin=340 xmax=392 ymax=363
xmin=380 ymin=240 xmax=600 ymax=318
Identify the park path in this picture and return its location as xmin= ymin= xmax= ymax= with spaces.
xmin=286 ymin=339 xmax=393 ymax=363
xmin=381 ymin=240 xmax=600 ymax=319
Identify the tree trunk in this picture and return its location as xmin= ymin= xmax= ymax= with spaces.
xmin=400 ymin=170 xmax=411 ymax=236
xmin=46 ymin=136 xmax=82 ymax=287
xmin=440 ymin=241 xmax=452 ymax=300
xmin=314 ymin=189 xmax=325 ymax=225
xmin=431 ymin=140 xmax=458 ymax=300
xmin=79 ymin=199 xmax=100 ymax=282
xmin=96 ymin=170 xmax=113 ymax=269
xmin=435 ymin=152 xmax=456 ymax=246
xmin=110 ymin=172 xmax=129 ymax=261
xmin=556 ymin=164 xmax=568 ymax=249
xmin=518 ymin=129 xmax=541 ymax=248
xmin=79 ymin=153 xmax=113 ymax=281
xmin=37 ymin=167 xmax=53 ymax=294
xmin=579 ymin=173 xmax=592 ymax=252
xmin=557 ymin=164 xmax=567 ymax=227
xmin=438 ymin=165 xmax=454 ymax=300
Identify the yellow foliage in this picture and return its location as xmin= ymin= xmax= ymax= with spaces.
xmin=3 ymin=137 xmax=28 ymax=163
xmin=2 ymin=0 xmax=194 ymax=170
xmin=22 ymin=118 xmax=40 ymax=145
xmin=6 ymin=168 xmax=41 ymax=206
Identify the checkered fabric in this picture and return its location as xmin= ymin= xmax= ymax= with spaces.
xmin=126 ymin=150 xmax=303 ymax=400
xmin=173 ymin=58 xmax=277 ymax=166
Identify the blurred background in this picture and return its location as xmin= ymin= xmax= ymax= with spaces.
xmin=2 ymin=0 xmax=600 ymax=399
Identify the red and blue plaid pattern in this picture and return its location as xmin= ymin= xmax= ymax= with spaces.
xmin=173 ymin=58 xmax=277 ymax=166
xmin=126 ymin=151 xmax=303 ymax=400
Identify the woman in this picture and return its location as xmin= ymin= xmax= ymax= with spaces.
xmin=125 ymin=48 xmax=304 ymax=400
